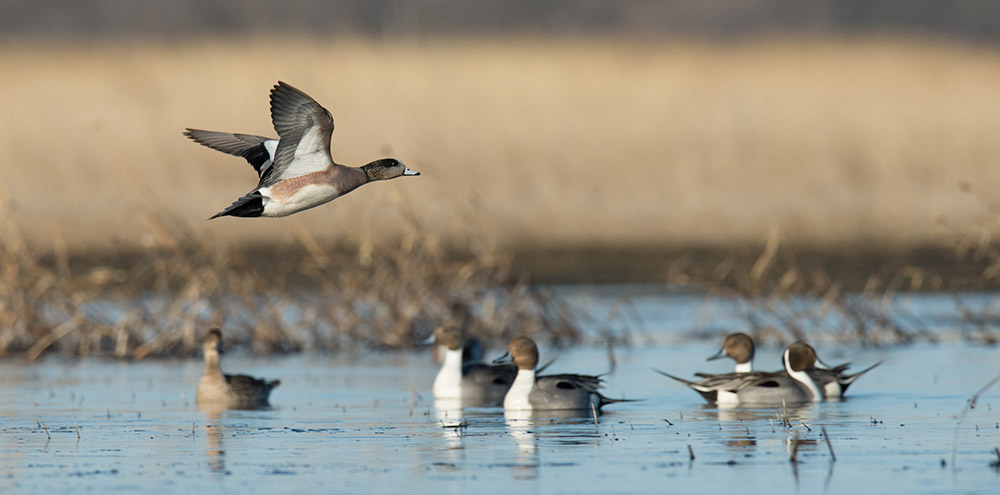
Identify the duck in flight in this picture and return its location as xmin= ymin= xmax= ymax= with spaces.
xmin=185 ymin=81 xmax=419 ymax=219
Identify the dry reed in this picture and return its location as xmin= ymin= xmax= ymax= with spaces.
xmin=0 ymin=205 xmax=579 ymax=359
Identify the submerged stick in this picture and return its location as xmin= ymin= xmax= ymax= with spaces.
xmin=789 ymin=431 xmax=800 ymax=464
xmin=822 ymin=426 xmax=836 ymax=461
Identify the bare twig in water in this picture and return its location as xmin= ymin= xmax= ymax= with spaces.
xmin=407 ymin=384 xmax=422 ymax=407
xmin=821 ymin=426 xmax=836 ymax=461
xmin=789 ymin=431 xmax=801 ymax=464
xmin=969 ymin=374 xmax=1000 ymax=410
xmin=953 ymin=373 xmax=1000 ymax=469
xmin=605 ymin=339 xmax=617 ymax=371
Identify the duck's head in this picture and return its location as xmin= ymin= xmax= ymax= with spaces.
xmin=432 ymin=325 xmax=463 ymax=351
xmin=707 ymin=332 xmax=755 ymax=364
xmin=496 ymin=336 xmax=539 ymax=371
xmin=204 ymin=328 xmax=225 ymax=355
xmin=783 ymin=341 xmax=818 ymax=372
xmin=362 ymin=158 xmax=419 ymax=181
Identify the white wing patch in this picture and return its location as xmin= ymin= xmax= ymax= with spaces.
xmin=277 ymin=125 xmax=331 ymax=179
xmin=263 ymin=140 xmax=278 ymax=159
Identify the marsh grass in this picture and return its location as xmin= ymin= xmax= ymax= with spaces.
xmin=0 ymin=207 xmax=580 ymax=359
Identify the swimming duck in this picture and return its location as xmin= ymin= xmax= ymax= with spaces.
xmin=659 ymin=341 xmax=880 ymax=406
xmin=196 ymin=329 xmax=280 ymax=408
xmin=496 ymin=336 xmax=630 ymax=412
xmin=426 ymin=306 xmax=517 ymax=406
xmin=185 ymin=81 xmax=419 ymax=219
xmin=730 ymin=341 xmax=825 ymax=405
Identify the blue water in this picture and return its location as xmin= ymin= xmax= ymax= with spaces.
xmin=1 ymin=289 xmax=999 ymax=494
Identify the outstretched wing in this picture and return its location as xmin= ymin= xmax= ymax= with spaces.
xmin=262 ymin=81 xmax=336 ymax=187
xmin=184 ymin=128 xmax=277 ymax=178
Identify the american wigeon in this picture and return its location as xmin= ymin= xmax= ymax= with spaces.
xmin=196 ymin=329 xmax=280 ymax=408
xmin=185 ymin=81 xmax=419 ymax=219
xmin=495 ymin=336 xmax=631 ymax=412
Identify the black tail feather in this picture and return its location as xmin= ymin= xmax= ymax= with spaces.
xmin=210 ymin=193 xmax=264 ymax=219
xmin=840 ymin=360 xmax=883 ymax=393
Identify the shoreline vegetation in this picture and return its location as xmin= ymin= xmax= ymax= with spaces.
xmin=3 ymin=36 xmax=1000 ymax=357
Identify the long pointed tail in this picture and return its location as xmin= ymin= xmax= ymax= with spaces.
xmin=653 ymin=368 xmax=718 ymax=403
xmin=598 ymin=394 xmax=643 ymax=408
xmin=840 ymin=361 xmax=882 ymax=390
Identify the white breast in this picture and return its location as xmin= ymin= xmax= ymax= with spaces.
xmin=504 ymin=369 xmax=536 ymax=411
xmin=260 ymin=183 xmax=339 ymax=217
xmin=433 ymin=349 xmax=465 ymax=399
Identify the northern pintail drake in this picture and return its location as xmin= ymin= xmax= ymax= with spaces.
xmin=497 ymin=336 xmax=630 ymax=412
xmin=654 ymin=332 xmax=759 ymax=405
xmin=703 ymin=333 xmax=755 ymax=373
xmin=659 ymin=341 xmax=879 ymax=406
xmin=426 ymin=307 xmax=517 ymax=406
xmin=196 ymin=329 xmax=280 ymax=408
xmin=185 ymin=81 xmax=419 ymax=219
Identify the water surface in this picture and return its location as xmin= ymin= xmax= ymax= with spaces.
xmin=2 ymin=290 xmax=999 ymax=494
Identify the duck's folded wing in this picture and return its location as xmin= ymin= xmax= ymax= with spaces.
xmin=463 ymin=362 xmax=517 ymax=387
xmin=693 ymin=371 xmax=772 ymax=390
xmin=538 ymin=373 xmax=604 ymax=393
xmin=225 ymin=373 xmax=280 ymax=397
xmin=731 ymin=371 xmax=792 ymax=392
xmin=263 ymin=81 xmax=336 ymax=186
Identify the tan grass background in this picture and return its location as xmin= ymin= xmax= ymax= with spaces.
xmin=2 ymin=36 xmax=999 ymax=256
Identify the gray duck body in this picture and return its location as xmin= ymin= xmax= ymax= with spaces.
xmin=196 ymin=329 xmax=279 ymax=408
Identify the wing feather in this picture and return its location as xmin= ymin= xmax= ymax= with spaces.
xmin=263 ymin=81 xmax=335 ymax=186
